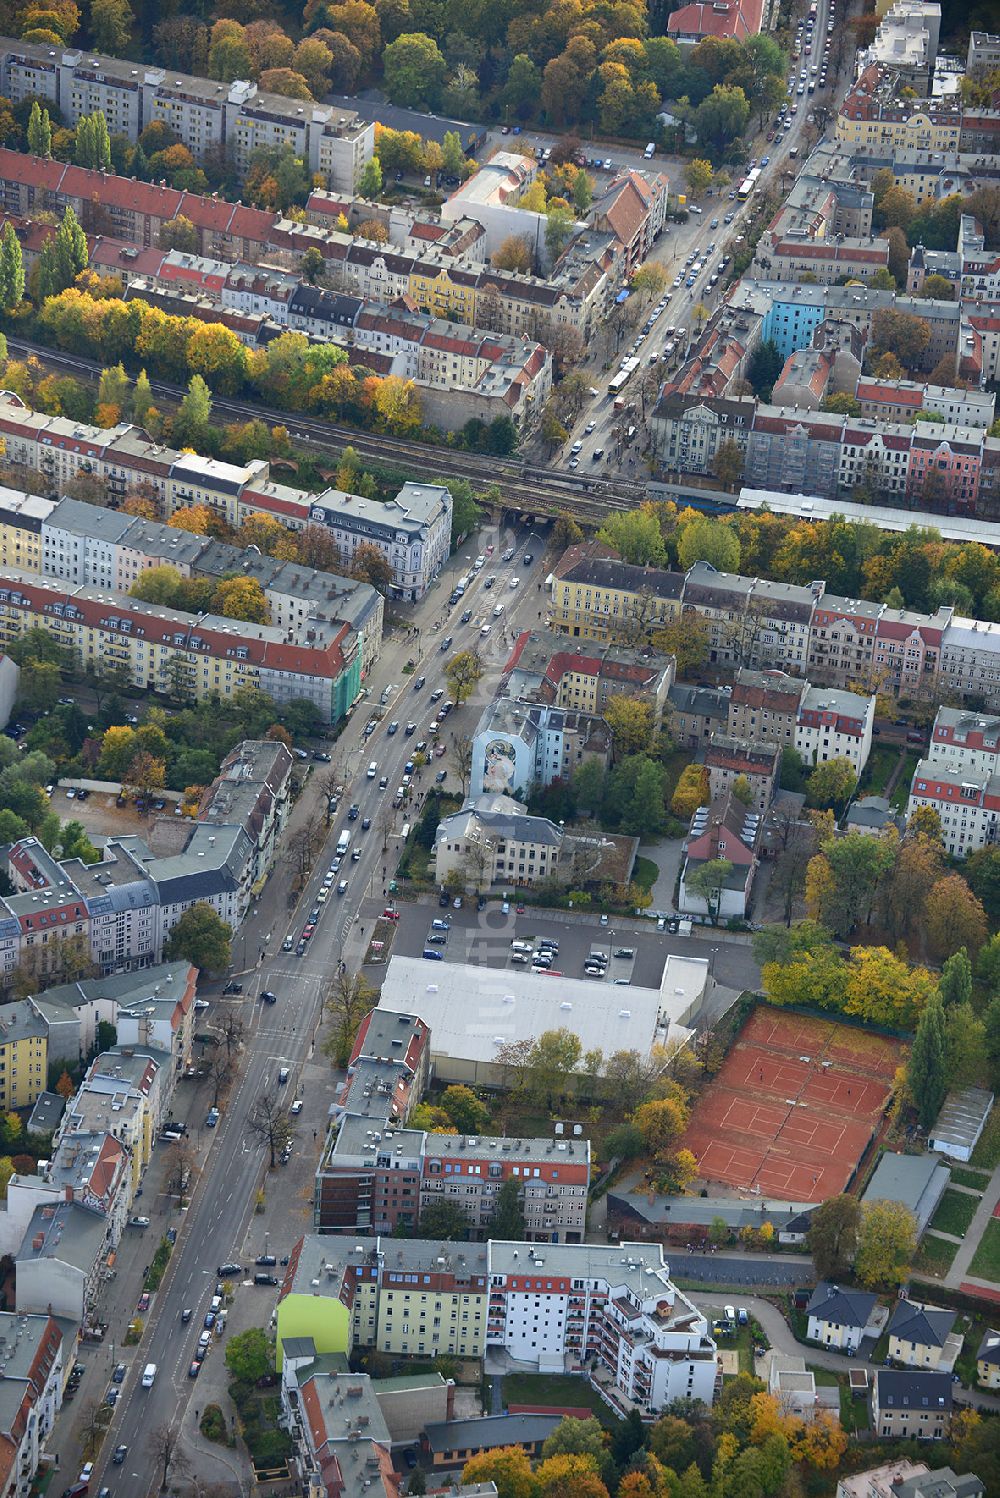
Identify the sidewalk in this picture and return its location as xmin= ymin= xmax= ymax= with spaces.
xmin=943 ymin=1161 xmax=1000 ymax=1293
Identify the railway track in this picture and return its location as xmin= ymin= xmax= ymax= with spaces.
xmin=5 ymin=336 xmax=642 ymax=524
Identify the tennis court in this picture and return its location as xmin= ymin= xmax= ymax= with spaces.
xmin=683 ymin=1007 xmax=906 ymax=1201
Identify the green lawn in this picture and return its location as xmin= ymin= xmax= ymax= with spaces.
xmin=913 ymin=1233 xmax=959 ymax=1277
xmin=805 ymin=1365 xmax=839 ymax=1387
xmin=971 ymin=1111 xmax=1000 ymax=1169
xmin=929 ymin=1189 xmax=981 ymax=1238
xmin=839 ymin=1383 xmax=870 ymax=1434
xmin=500 ymin=1373 xmax=621 ymax=1429
xmin=950 ymin=1167 xmax=989 ymax=1191
xmin=969 ymin=1219 xmax=1000 ymax=1280
xmin=890 ymin=751 xmax=921 ymax=811
xmin=861 ymin=745 xmax=901 ymax=798
xmin=633 ymin=856 xmax=659 ymax=891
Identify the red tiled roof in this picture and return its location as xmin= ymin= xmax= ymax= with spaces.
xmin=667 ymin=0 xmax=763 ymax=38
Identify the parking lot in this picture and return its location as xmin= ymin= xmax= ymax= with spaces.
xmin=382 ymin=898 xmax=762 ymax=995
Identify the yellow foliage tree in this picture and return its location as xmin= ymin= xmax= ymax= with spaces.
xmin=535 ymin=1455 xmax=607 ymax=1498
xmin=371 ymin=374 xmax=421 ymax=434
xmin=212 ymin=575 xmax=272 ymax=625
xmin=789 ymin=1412 xmax=849 ymax=1470
xmin=633 ymin=1094 xmax=689 ymax=1157
xmin=670 ymin=762 xmax=709 ymax=819
xmin=169 ymin=504 xmax=217 ymax=536
xmin=461 ymin=1447 xmax=537 ymax=1498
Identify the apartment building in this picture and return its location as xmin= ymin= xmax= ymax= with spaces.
xmin=795 ymin=686 xmax=876 ymax=775
xmin=44 ymin=1130 xmax=131 ymax=1248
xmin=926 ymin=706 xmax=1000 ymax=776
xmin=682 ymin=563 xmax=755 ymax=669
xmin=307 ymin=482 xmax=451 ymax=603
xmin=419 ymin=1134 xmax=589 ymax=1244
xmin=705 ymin=735 xmax=781 ymax=814
xmin=855 ymin=376 xmax=995 ymax=429
xmin=286 ymin=289 xmax=552 ymax=433
xmin=277 ymin=1236 xmax=717 ymax=1417
xmin=0 ymin=743 xmax=291 ymax=975
xmin=669 ymin=683 xmax=731 ymax=749
xmin=838 ymin=1468 xmax=983 ymax=1498
xmin=807 ymin=595 xmax=884 ymax=688
xmin=0 ymin=569 xmax=358 ymax=722
xmin=0 ymin=1004 xmax=48 ymax=1111
xmin=871 ymin=1369 xmax=952 ymax=1440
xmin=315 ymin=1006 xmax=587 ymax=1243
xmin=905 ymin=760 xmax=1000 ymax=856
xmin=679 ymin=794 xmax=761 ymax=920
xmin=548 ymin=553 xmax=684 ymax=642
xmin=886 ymin=1301 xmax=961 ymax=1371
xmin=502 ymin=628 xmax=674 ymax=723
xmin=589 ymin=169 xmax=670 ymax=277
xmin=471 ymin=698 xmax=612 ymax=798
xmin=727 ymin=669 xmax=806 ymax=746
xmin=0 ymin=1312 xmax=63 ymax=1498
xmin=433 ymin=795 xmax=565 ymax=890
xmin=0 ymin=39 xmax=374 ymax=193
xmin=15 ymin=1200 xmax=110 ymax=1324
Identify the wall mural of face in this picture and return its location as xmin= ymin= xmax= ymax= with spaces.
xmin=483 ymin=738 xmax=516 ymax=792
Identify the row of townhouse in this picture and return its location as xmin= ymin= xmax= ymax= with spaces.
xmin=0 ymin=148 xmax=615 ymax=348
xmin=836 ymin=62 xmax=1000 ymax=156
xmin=0 ymin=740 xmax=291 ymax=984
xmin=4 ymin=493 xmax=384 ymax=680
xmin=549 ymin=546 xmax=1000 ymax=707
xmin=0 ymin=391 xmax=451 ymax=601
xmin=908 ymin=702 xmax=1000 ymax=854
xmin=315 ymin=1008 xmax=589 ymax=1244
xmin=278 ymin=1235 xmax=718 ymax=1417
xmin=651 ymin=392 xmax=999 ymax=512
xmin=908 ymin=215 xmax=1000 ymax=305
xmin=0 ymin=1311 xmax=64 ymax=1498
xmin=0 ymin=38 xmax=374 ymax=192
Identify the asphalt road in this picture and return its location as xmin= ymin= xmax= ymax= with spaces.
xmin=90 ymin=520 xmax=551 ymax=1498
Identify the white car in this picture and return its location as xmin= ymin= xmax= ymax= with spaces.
xmin=366 ymin=761 xmax=377 ymax=777
xmin=480 ymin=623 xmax=491 ymax=636
xmin=290 ymin=1099 xmax=303 ymax=1115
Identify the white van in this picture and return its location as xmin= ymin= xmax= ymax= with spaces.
xmin=366 ymin=761 xmax=377 ymax=778
xmin=644 ymin=141 xmax=656 ymax=158
xmin=336 ymin=831 xmax=351 ymax=856
xmin=141 ymin=1364 xmax=157 ymax=1388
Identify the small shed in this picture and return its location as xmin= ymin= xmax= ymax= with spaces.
xmin=848 ymin=1367 xmax=869 ymax=1398
xmin=929 ymin=1087 xmax=995 ymax=1162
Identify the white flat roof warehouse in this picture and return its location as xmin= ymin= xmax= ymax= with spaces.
xmin=378 ymin=957 xmax=688 ymax=1086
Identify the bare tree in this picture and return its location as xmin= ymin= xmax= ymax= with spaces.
xmin=318 ymin=766 xmax=343 ymax=826
xmin=450 ymin=733 xmax=474 ymax=797
xmin=79 ymin=1400 xmax=112 ymax=1460
xmin=324 ymin=970 xmax=379 ymax=1067
xmin=218 ymin=1011 xmax=245 ymax=1065
xmin=378 ymin=806 xmax=396 ymax=854
xmin=165 ymin=1141 xmax=196 ymax=1204
xmin=207 ymin=1048 xmax=232 ymax=1107
xmin=284 ymin=824 xmax=319 ymax=890
xmin=248 ymin=1093 xmax=293 ymax=1169
xmin=462 ymin=836 xmax=495 ymax=894
xmin=150 ymin=1424 xmax=190 ymax=1490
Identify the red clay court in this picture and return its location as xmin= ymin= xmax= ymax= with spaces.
xmin=683 ymin=1007 xmax=907 ymax=1202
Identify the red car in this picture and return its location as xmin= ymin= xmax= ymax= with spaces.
xmin=382 ymin=909 xmax=400 ymax=922
xmin=515 ymin=904 xmax=526 ymax=914
xmin=301 ymin=923 xmax=315 ymax=940
xmin=137 ymin=1292 xmax=150 ymax=1312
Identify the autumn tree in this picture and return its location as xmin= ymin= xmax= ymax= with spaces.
xmin=603 ymin=696 xmax=654 ymax=757
xmin=685 ymin=858 xmax=733 ymax=924
xmin=651 ymin=615 xmax=711 ymax=676
xmin=925 ymin=874 xmax=988 ymax=960
xmin=805 ymin=756 xmax=856 ymax=812
xmin=324 ymin=970 xmax=379 ymax=1067
xmin=491 ymin=234 xmax=534 ymax=273
xmin=671 ymin=762 xmax=709 ymax=819
xmin=461 ymin=1446 xmax=536 ymax=1498
xmin=212 ymin=575 xmax=271 ymax=624
xmin=807 ymin=1194 xmax=860 ymax=1280
xmin=870 ymin=307 xmax=932 ymax=371
xmin=248 ymin=1092 xmax=293 ymax=1169
xmin=854 ymin=1199 xmax=917 ymax=1289
xmin=163 ymin=902 xmax=232 ymax=971
xmin=445 ymin=650 xmax=483 ymax=706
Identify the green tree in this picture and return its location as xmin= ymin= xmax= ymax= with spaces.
xmin=747 ymin=339 xmax=783 ymax=398
xmin=685 ymin=858 xmax=733 ymax=924
xmin=382 ymin=33 xmax=447 ymax=108
xmin=985 ymin=994 xmax=1000 ymax=1085
xmin=176 ymin=373 xmax=212 ymax=440
xmin=357 ymin=157 xmax=383 ymax=198
xmin=855 ymin=1199 xmax=917 ymax=1289
xmin=90 ymin=0 xmax=133 ymax=54
xmin=163 ymin=902 xmax=232 ymax=971
xmin=419 ymin=1198 xmax=470 ymax=1239
xmin=545 ymin=203 xmax=576 ymax=263
xmin=489 ymin=1177 xmax=525 ymax=1240
xmin=596 ymin=509 xmax=667 ymax=566
xmin=694 ymin=83 xmax=750 ymax=155
xmin=939 ymin=947 xmax=972 ymax=1007
xmin=441 ymin=130 xmax=466 ymax=179
xmin=805 ymin=757 xmax=856 ymax=812
xmin=807 ymin=1194 xmax=860 ymax=1280
xmin=676 ymin=514 xmax=740 ymax=573
xmin=440 ymin=1084 xmax=489 ymax=1134
xmin=525 ymin=1029 xmax=582 ymax=1109
xmin=75 ymin=110 xmax=112 ymax=171
xmin=0 ymin=223 xmax=24 ymax=312
xmin=945 ymin=1002 xmax=987 ymax=1089
xmin=27 ymin=100 xmax=51 ymax=157
xmin=37 ymin=206 xmax=88 ymax=299
xmin=542 ymin=1416 xmax=607 ymax=1465
xmin=684 ymin=158 xmax=713 ymax=196
xmin=622 ymin=757 xmax=666 ymax=837
xmin=132 ymin=368 xmax=154 ymax=427
xmin=224 ymin=1327 xmax=272 ymax=1383
xmin=300 ymin=246 xmax=325 ymax=285
xmin=908 ymin=989 xmax=947 ymax=1130
xmin=711 ymin=438 xmax=743 ymax=491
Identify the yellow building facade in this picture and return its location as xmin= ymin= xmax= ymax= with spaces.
xmin=549 ymin=572 xmax=681 ymax=643
xmin=0 ymin=1011 xmax=47 ymax=1110
xmin=407 ymin=266 xmax=477 ymax=323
